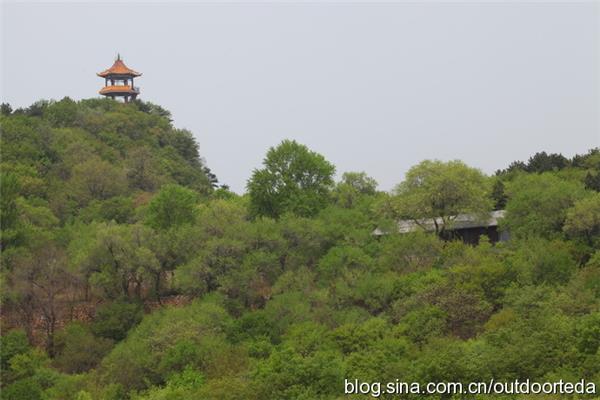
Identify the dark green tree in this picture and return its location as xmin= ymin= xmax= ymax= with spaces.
xmin=53 ymin=322 xmax=113 ymax=373
xmin=491 ymin=179 xmax=508 ymax=210
xmin=92 ymin=300 xmax=143 ymax=341
xmin=526 ymin=151 xmax=569 ymax=172
xmin=584 ymin=171 xmax=600 ymax=192
xmin=1 ymin=102 xmax=12 ymax=116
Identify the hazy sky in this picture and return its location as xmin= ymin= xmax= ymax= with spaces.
xmin=2 ymin=1 xmax=599 ymax=193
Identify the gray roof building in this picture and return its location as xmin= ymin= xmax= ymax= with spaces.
xmin=373 ymin=210 xmax=508 ymax=243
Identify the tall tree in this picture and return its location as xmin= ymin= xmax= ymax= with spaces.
xmin=393 ymin=160 xmax=492 ymax=234
xmin=247 ymin=140 xmax=335 ymax=218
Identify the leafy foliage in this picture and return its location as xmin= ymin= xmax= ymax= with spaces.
xmin=1 ymin=99 xmax=599 ymax=400
xmin=91 ymin=300 xmax=143 ymax=341
xmin=393 ymin=160 xmax=492 ymax=234
xmin=502 ymin=173 xmax=587 ymax=239
xmin=247 ymin=140 xmax=335 ymax=218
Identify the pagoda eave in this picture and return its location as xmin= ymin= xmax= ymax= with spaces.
xmin=99 ymin=85 xmax=140 ymax=95
xmin=97 ymin=72 xmax=142 ymax=78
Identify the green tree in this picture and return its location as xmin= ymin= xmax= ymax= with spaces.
xmin=1 ymin=172 xmax=21 ymax=249
xmin=393 ymin=160 xmax=492 ymax=235
xmin=526 ymin=151 xmax=569 ymax=172
xmin=379 ymin=231 xmax=442 ymax=272
xmin=70 ymin=158 xmax=127 ymax=204
xmin=45 ymin=97 xmax=78 ymax=127
xmin=253 ymin=347 xmax=344 ymax=399
xmin=53 ymin=322 xmax=113 ymax=373
xmin=2 ymin=347 xmax=53 ymax=398
xmin=317 ymin=245 xmax=372 ymax=282
xmin=2 ymin=378 xmax=44 ymax=400
xmin=584 ymin=171 xmax=600 ymax=192
xmin=1 ymin=102 xmax=12 ymax=115
xmin=247 ymin=140 xmax=335 ymax=218
xmin=503 ymin=173 xmax=587 ymax=238
xmin=1 ymin=330 xmax=31 ymax=381
xmin=396 ymin=306 xmax=446 ymax=345
xmin=563 ymin=193 xmax=600 ymax=245
xmin=332 ymin=172 xmax=378 ymax=208
xmin=99 ymin=297 xmax=232 ymax=392
xmin=70 ymin=222 xmax=159 ymax=300
xmin=509 ymin=238 xmax=576 ymax=285
xmin=130 ymin=366 xmax=205 ymax=400
xmin=491 ymin=179 xmax=508 ymax=210
xmin=126 ymin=147 xmax=164 ymax=191
xmin=92 ymin=300 xmax=143 ymax=341
xmin=145 ymin=184 xmax=198 ymax=230
xmin=79 ymin=196 xmax=135 ymax=224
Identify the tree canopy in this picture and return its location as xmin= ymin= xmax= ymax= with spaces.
xmin=247 ymin=140 xmax=335 ymax=219
xmin=393 ymin=160 xmax=492 ymax=234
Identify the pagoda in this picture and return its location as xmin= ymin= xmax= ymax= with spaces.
xmin=97 ymin=55 xmax=142 ymax=102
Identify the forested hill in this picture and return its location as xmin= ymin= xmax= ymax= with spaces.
xmin=1 ymin=97 xmax=215 ymax=227
xmin=1 ymin=98 xmax=600 ymax=400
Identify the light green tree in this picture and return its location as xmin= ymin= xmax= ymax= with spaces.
xmin=503 ymin=173 xmax=587 ymax=238
xmin=393 ymin=160 xmax=492 ymax=234
xmin=563 ymin=193 xmax=600 ymax=244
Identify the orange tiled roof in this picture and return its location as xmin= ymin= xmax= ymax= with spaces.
xmin=99 ymin=85 xmax=140 ymax=95
xmin=97 ymin=58 xmax=142 ymax=77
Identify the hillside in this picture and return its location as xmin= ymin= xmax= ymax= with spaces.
xmin=1 ymin=99 xmax=600 ymax=400
xmin=1 ymin=97 xmax=215 ymax=227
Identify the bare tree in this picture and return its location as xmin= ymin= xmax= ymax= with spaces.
xmin=11 ymin=244 xmax=75 ymax=356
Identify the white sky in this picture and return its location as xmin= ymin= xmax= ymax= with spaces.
xmin=2 ymin=1 xmax=599 ymax=192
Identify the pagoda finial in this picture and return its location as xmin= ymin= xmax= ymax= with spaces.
xmin=117 ymin=53 xmax=121 ymax=61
